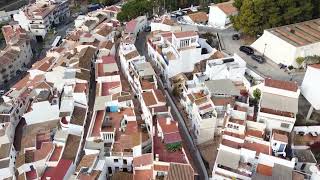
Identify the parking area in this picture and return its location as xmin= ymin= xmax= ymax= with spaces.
xmin=197 ymin=26 xmax=306 ymax=84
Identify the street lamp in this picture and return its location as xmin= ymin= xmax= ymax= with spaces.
xmin=263 ymin=43 xmax=267 ymax=57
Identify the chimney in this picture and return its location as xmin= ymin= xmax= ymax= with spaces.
xmin=166 ymin=117 xmax=171 ymax=125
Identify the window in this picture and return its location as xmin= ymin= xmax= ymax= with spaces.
xmin=180 ymin=39 xmax=190 ymax=48
xmin=114 ymin=159 xmax=118 ymax=163
xmin=123 ymin=159 xmax=127 ymax=164
xmin=280 ymin=123 xmax=290 ymax=128
xmin=108 ymin=167 xmax=112 ymax=174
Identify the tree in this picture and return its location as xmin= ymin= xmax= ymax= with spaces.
xmin=166 ymin=142 xmax=182 ymax=152
xmin=232 ymin=0 xmax=314 ymax=36
xmin=253 ymin=88 xmax=261 ymax=100
xmin=296 ymin=57 xmax=305 ymax=67
xmin=117 ymin=0 xmax=153 ymax=22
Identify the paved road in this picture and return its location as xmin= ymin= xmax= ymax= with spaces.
xmin=135 ymin=31 xmax=208 ymax=180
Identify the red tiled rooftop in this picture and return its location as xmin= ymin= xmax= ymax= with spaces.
xmin=141 ymin=80 xmax=155 ymax=90
xmin=256 ymin=163 xmax=273 ymax=176
xmin=260 ymin=107 xmax=294 ymax=118
xmin=153 ymin=132 xmax=186 ymax=164
xmin=310 ymin=64 xmax=320 ymax=69
xmin=41 ymin=159 xmax=73 ymax=180
xmin=246 ymin=129 xmax=264 ymax=138
xmin=221 ymin=138 xmax=242 ymax=149
xmin=164 ymin=132 xmax=182 ymax=144
xmin=211 ymin=97 xmax=234 ymax=106
xmin=34 ymin=142 xmax=54 ymax=161
xmin=228 ymin=118 xmax=245 ymax=125
xmin=101 ymin=55 xmax=116 ymax=64
xmin=74 ymin=83 xmax=88 ymax=93
xmin=199 ymin=104 xmax=212 ymax=111
xmin=91 ymin=110 xmax=105 ymax=137
xmin=101 ymin=81 xmax=120 ymax=96
xmin=158 ymin=117 xmax=179 ymax=134
xmin=104 ymin=5 xmax=121 ymax=13
xmin=134 ymin=169 xmax=153 ymax=180
xmin=223 ymin=130 xmax=245 ymax=139
xmin=273 ymin=132 xmax=288 ymax=143
xmin=154 ymin=89 xmax=166 ymax=102
xmin=234 ymin=105 xmax=247 ymax=112
xmin=154 ymin=164 xmax=169 ymax=172
xmin=97 ymin=63 xmax=118 ymax=77
xmin=142 ymin=91 xmax=157 ymax=106
xmin=92 ymin=108 xmax=135 ymax=137
xmin=215 ymin=1 xmax=238 ymax=15
xmin=173 ymin=31 xmax=197 ymax=38
xmin=126 ymin=19 xmax=138 ymax=33
xmin=49 ymin=146 xmax=63 ymax=161
xmin=133 ymin=153 xmax=153 ymax=168
xmin=264 ymin=78 xmax=298 ymax=92
xmin=243 ymin=141 xmax=270 ymax=156
xmin=26 ymin=168 xmax=37 ymax=180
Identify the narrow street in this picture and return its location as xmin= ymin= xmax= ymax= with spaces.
xmin=135 ymin=31 xmax=208 ymax=180
xmin=77 ymin=58 xmax=97 ymax=165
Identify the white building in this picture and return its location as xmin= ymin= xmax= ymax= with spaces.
xmin=0 ymin=25 xmax=33 ymax=84
xmin=0 ymin=11 xmax=10 ymax=23
xmin=251 ymin=19 xmax=320 ymax=67
xmin=257 ymin=78 xmax=300 ymax=132
xmin=151 ymin=15 xmax=181 ymax=32
xmin=208 ymin=1 xmax=238 ymax=29
xmin=182 ymin=91 xmax=217 ymax=144
xmin=147 ymin=31 xmax=216 ymax=82
xmin=205 ymin=53 xmax=246 ymax=82
xmin=301 ymin=64 xmax=320 ymax=120
xmin=13 ymin=0 xmax=70 ymax=39
xmin=125 ymin=16 xmax=147 ymax=37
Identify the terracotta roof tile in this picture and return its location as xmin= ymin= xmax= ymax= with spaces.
xmin=76 ymin=154 xmax=97 ymax=172
xmin=188 ymin=12 xmax=208 ymax=23
xmin=154 ymin=164 xmax=169 ymax=171
xmin=133 ymin=153 xmax=153 ymax=168
xmin=173 ymin=31 xmax=198 ymax=38
xmin=246 ymin=129 xmax=264 ymax=138
xmin=133 ymin=169 xmax=153 ymax=180
xmin=256 ymin=163 xmax=273 ymax=176
xmin=158 ymin=117 xmax=179 ymax=134
xmin=264 ymin=78 xmax=298 ymax=92
xmin=273 ymin=132 xmax=288 ymax=143
xmin=167 ymin=163 xmax=194 ymax=180
xmin=142 ymin=91 xmax=157 ymax=106
xmin=310 ymin=64 xmax=320 ymax=69
xmin=215 ymin=1 xmax=238 ymax=15
xmin=243 ymin=140 xmax=270 ymax=155
xmin=124 ymin=50 xmax=139 ymax=61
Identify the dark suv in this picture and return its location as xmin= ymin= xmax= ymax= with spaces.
xmin=251 ymin=54 xmax=265 ymax=64
xmin=239 ymin=46 xmax=254 ymax=55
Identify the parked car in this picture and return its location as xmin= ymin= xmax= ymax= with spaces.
xmin=251 ymin=54 xmax=265 ymax=64
xmin=239 ymin=46 xmax=254 ymax=55
xmin=232 ymin=33 xmax=240 ymax=40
